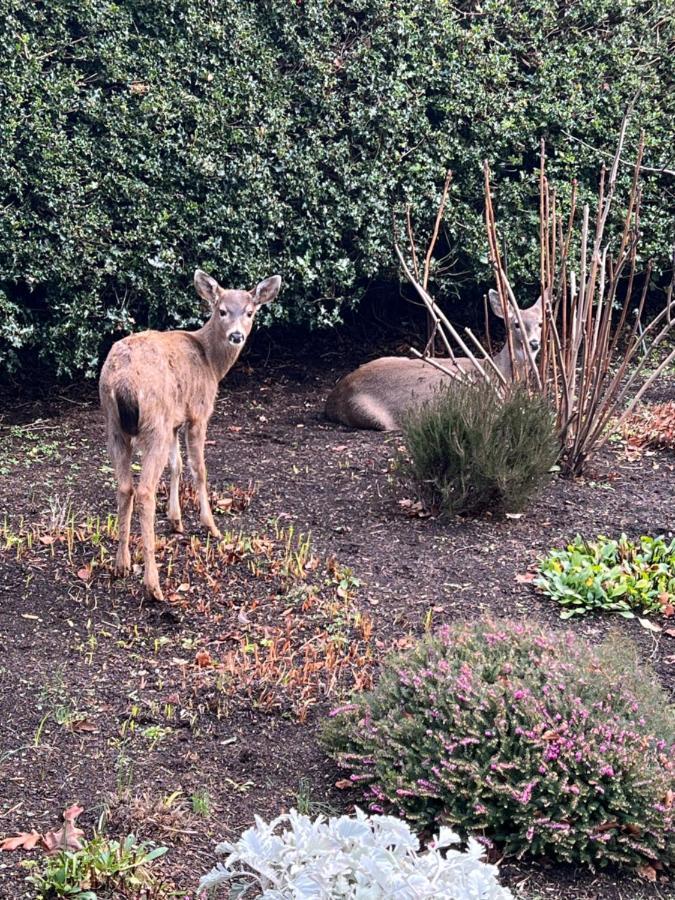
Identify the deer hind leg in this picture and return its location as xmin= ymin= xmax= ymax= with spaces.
xmin=108 ymin=429 xmax=134 ymax=576
xmin=186 ymin=419 xmax=221 ymax=539
xmin=167 ymin=429 xmax=183 ymax=534
xmin=136 ymin=438 xmax=171 ymax=601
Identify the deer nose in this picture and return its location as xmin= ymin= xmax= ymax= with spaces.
xmin=228 ymin=331 xmax=245 ymax=345
xmin=529 ymin=339 xmax=540 ymax=351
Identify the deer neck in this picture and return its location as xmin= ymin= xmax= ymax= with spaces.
xmin=493 ymin=343 xmax=514 ymax=381
xmin=194 ymin=317 xmax=242 ymax=381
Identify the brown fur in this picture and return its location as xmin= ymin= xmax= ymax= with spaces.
xmin=99 ymin=270 xmax=281 ymax=599
xmin=325 ymin=291 xmax=543 ymax=431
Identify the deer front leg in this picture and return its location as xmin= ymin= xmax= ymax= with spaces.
xmin=186 ymin=419 xmax=221 ymax=539
xmin=167 ymin=429 xmax=184 ymax=533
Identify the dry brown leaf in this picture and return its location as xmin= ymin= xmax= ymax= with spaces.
xmin=516 ymin=572 xmax=536 ymax=584
xmin=195 ymin=649 xmax=213 ymax=668
xmin=42 ymin=804 xmax=85 ymax=854
xmin=335 ymin=779 xmax=353 ymax=790
xmin=638 ymin=864 xmax=658 ymax=882
xmin=0 ymin=830 xmax=42 ymax=852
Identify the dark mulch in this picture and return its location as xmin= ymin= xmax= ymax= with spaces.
xmin=0 ymin=342 xmax=673 ymax=899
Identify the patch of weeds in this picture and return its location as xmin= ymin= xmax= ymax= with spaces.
xmin=536 ymin=533 xmax=675 ymax=619
xmin=141 ymin=725 xmax=173 ymax=749
xmin=294 ymin=777 xmax=336 ymax=819
xmin=35 ymin=668 xmax=83 ymax=742
xmin=0 ymin=423 xmax=63 ymax=474
xmin=191 ymin=789 xmax=211 ymax=818
xmin=104 ymin=790 xmax=195 ymax=846
xmin=23 ymin=833 xmax=168 ymax=898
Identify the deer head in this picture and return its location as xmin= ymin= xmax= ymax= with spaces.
xmin=194 ymin=270 xmax=281 ymax=346
xmin=488 ymin=289 xmax=543 ymax=364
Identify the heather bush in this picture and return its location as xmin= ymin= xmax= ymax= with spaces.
xmin=323 ymin=620 xmax=675 ymax=870
xmin=402 ymin=383 xmax=558 ymax=516
xmin=198 ymin=808 xmax=513 ymax=899
xmin=537 ymin=534 xmax=675 ymax=619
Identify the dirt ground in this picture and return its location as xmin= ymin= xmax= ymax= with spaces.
xmin=0 ymin=338 xmax=674 ymax=899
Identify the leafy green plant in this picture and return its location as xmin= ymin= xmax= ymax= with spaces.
xmin=24 ymin=833 xmax=168 ymax=898
xmin=1 ymin=0 xmax=673 ymax=376
xmin=536 ymin=534 xmax=675 ymax=619
xmin=323 ymin=620 xmax=675 ymax=870
xmin=403 ymin=382 xmax=558 ymax=516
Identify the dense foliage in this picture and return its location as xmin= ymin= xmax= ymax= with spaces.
xmin=537 ymin=533 xmax=675 ymax=619
xmin=1 ymin=0 xmax=673 ymax=376
xmin=199 ymin=808 xmax=513 ymax=899
xmin=402 ymin=382 xmax=558 ymax=516
xmin=323 ymin=620 xmax=675 ymax=870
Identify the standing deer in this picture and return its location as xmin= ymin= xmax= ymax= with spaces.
xmin=100 ymin=269 xmax=281 ymax=600
xmin=325 ymin=290 xmax=542 ymax=431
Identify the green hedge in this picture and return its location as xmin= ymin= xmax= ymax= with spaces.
xmin=1 ymin=0 xmax=673 ymax=376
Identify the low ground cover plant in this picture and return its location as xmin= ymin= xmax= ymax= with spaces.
xmin=23 ymin=833 xmax=168 ymax=898
xmin=198 ymin=808 xmax=513 ymax=899
xmin=403 ymin=382 xmax=558 ymax=516
xmin=323 ymin=620 xmax=675 ymax=870
xmin=536 ymin=534 xmax=675 ymax=619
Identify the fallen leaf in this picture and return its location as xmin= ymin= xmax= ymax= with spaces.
xmin=77 ymin=566 xmax=92 ymax=582
xmin=638 ymin=864 xmax=658 ymax=882
xmin=68 ymin=719 xmax=98 ymax=734
xmin=505 ymin=512 xmax=523 ymax=520
xmin=20 ymin=614 xmax=41 ymax=621
xmin=38 ymin=535 xmax=55 ymax=545
xmin=195 ymin=649 xmax=212 ymax=668
xmin=664 ymin=628 xmax=675 ymax=639
xmin=42 ymin=805 xmax=84 ymax=854
xmin=0 ymin=830 xmax=42 ymax=852
xmin=638 ymin=617 xmax=661 ymax=633
xmin=227 ymin=426 xmax=242 ymax=433
xmin=516 ymin=572 xmax=536 ymax=584
xmin=335 ymin=779 xmax=353 ymax=790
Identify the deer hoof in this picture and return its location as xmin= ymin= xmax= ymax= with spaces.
xmin=114 ymin=551 xmax=131 ymax=577
xmin=169 ymin=519 xmax=184 ymax=534
xmin=145 ymin=580 xmax=164 ymax=602
xmin=209 ymin=526 xmax=222 ymax=540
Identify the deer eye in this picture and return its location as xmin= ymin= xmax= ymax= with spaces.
xmin=219 ymin=308 xmax=227 ymax=318
xmin=246 ymin=309 xmax=254 ymax=318
xmin=514 ymin=322 xmax=521 ymax=330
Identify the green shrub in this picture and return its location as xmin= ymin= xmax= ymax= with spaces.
xmin=536 ymin=533 xmax=675 ymax=619
xmin=402 ymin=382 xmax=558 ymax=516
xmin=323 ymin=620 xmax=675 ymax=870
xmin=0 ymin=0 xmax=673 ymax=376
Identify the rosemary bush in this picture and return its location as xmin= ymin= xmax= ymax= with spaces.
xmin=403 ymin=382 xmax=558 ymax=516
xmin=323 ymin=620 xmax=675 ymax=870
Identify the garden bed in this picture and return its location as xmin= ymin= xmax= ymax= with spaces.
xmin=0 ymin=342 xmax=673 ymax=899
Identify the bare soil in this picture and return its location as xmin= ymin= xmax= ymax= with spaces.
xmin=0 ymin=342 xmax=673 ymax=899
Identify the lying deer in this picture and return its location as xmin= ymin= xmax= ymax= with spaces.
xmin=325 ymin=289 xmax=542 ymax=431
xmin=100 ymin=269 xmax=281 ymax=600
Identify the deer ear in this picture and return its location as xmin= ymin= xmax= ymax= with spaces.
xmin=252 ymin=274 xmax=281 ymax=306
xmin=194 ymin=269 xmax=220 ymax=306
xmin=488 ymin=289 xmax=504 ymax=318
xmin=533 ymin=293 xmax=545 ymax=313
